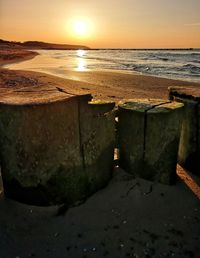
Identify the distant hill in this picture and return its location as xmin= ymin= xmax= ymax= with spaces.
xmin=0 ymin=39 xmax=90 ymax=50
xmin=0 ymin=39 xmax=25 ymax=49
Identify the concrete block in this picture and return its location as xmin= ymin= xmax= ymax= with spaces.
xmin=168 ymin=86 xmax=200 ymax=173
xmin=118 ymin=99 xmax=184 ymax=184
xmin=0 ymin=85 xmax=115 ymax=205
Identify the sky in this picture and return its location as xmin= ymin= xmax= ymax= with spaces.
xmin=0 ymin=0 xmax=200 ymax=48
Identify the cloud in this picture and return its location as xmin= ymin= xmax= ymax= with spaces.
xmin=185 ymin=23 xmax=200 ymax=26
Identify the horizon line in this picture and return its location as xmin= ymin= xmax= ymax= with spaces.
xmin=1 ymin=38 xmax=199 ymax=50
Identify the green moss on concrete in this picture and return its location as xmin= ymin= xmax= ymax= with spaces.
xmin=119 ymin=101 xmax=151 ymax=112
xmin=89 ymin=100 xmax=115 ymax=105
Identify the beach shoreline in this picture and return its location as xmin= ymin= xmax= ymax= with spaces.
xmin=0 ymin=48 xmax=200 ymax=258
xmin=1 ymin=49 xmax=200 ymax=102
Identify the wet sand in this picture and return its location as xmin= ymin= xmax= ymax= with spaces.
xmin=0 ymin=51 xmax=200 ymax=258
xmin=1 ymin=67 xmax=200 ymax=102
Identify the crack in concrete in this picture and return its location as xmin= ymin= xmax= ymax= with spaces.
xmin=77 ymin=100 xmax=86 ymax=170
xmin=142 ymin=100 xmax=171 ymax=161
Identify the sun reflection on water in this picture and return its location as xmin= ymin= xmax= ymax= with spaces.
xmin=76 ymin=49 xmax=86 ymax=57
xmin=76 ymin=58 xmax=87 ymax=71
xmin=75 ymin=49 xmax=87 ymax=71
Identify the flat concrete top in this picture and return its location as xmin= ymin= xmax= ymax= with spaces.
xmin=118 ymin=98 xmax=183 ymax=113
xmin=118 ymin=99 xmax=165 ymax=112
xmin=169 ymin=86 xmax=200 ymax=101
xmin=148 ymin=101 xmax=184 ymax=113
xmin=0 ymin=84 xmax=92 ymax=106
xmin=88 ymin=100 xmax=115 ymax=112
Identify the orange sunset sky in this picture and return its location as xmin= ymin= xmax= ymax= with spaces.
xmin=0 ymin=0 xmax=200 ymax=48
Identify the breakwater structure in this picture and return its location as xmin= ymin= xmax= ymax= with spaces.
xmin=0 ymin=84 xmax=115 ymax=205
xmin=117 ymin=99 xmax=184 ymax=185
xmin=169 ymin=86 xmax=200 ymax=174
xmin=0 ymin=84 xmax=199 ymax=206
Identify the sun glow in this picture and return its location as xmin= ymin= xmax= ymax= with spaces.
xmin=67 ymin=18 xmax=93 ymax=39
xmin=74 ymin=21 xmax=87 ymax=36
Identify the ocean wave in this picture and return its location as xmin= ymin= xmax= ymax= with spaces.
xmin=193 ymin=59 xmax=200 ymax=64
xmin=34 ymin=49 xmax=200 ymax=83
xmin=182 ymin=64 xmax=200 ymax=74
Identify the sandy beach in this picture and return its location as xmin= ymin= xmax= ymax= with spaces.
xmin=0 ymin=48 xmax=38 ymax=66
xmin=0 ymin=50 xmax=200 ymax=258
xmin=1 ymin=66 xmax=200 ymax=102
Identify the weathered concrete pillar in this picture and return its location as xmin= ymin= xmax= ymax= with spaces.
xmin=79 ymin=100 xmax=116 ymax=193
xmin=168 ymin=86 xmax=200 ymax=174
xmin=0 ymin=86 xmax=115 ymax=205
xmin=118 ymin=99 xmax=184 ymax=184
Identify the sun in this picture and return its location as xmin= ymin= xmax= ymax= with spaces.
xmin=73 ymin=21 xmax=87 ymax=36
xmin=66 ymin=18 xmax=93 ymax=39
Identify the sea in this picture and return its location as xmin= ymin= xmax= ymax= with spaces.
xmin=5 ymin=49 xmax=200 ymax=83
